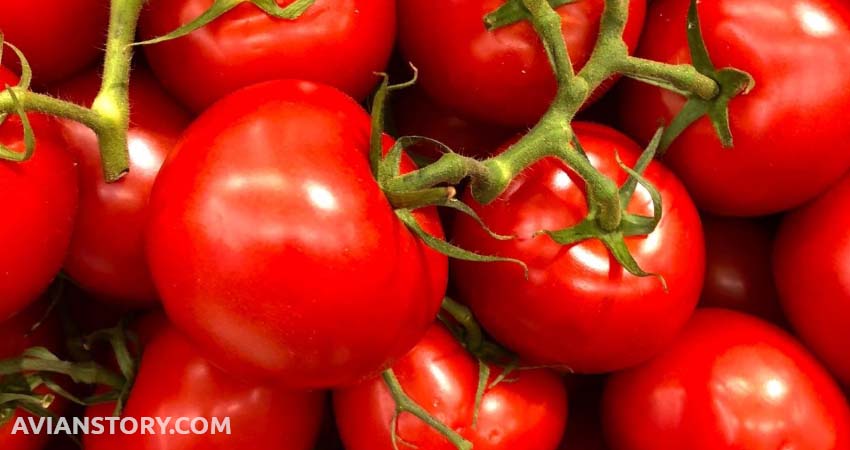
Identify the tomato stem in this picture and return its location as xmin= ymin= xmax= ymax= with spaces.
xmin=382 ymin=369 xmax=473 ymax=450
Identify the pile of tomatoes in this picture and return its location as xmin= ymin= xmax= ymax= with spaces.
xmin=2 ymin=0 xmax=850 ymax=449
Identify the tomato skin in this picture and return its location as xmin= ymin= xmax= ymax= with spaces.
xmin=334 ymin=324 xmax=568 ymax=450
xmin=700 ymin=215 xmax=784 ymax=323
xmin=774 ymin=174 xmax=850 ymax=388
xmin=146 ymin=80 xmax=447 ymax=387
xmin=392 ymin=86 xmax=515 ymax=159
xmin=618 ymin=0 xmax=850 ymax=216
xmin=397 ymin=0 xmax=646 ymax=127
xmin=83 ymin=324 xmax=325 ymax=450
xmin=0 ymin=68 xmax=79 ymax=322
xmin=0 ymin=0 xmax=107 ymax=84
xmin=53 ymin=67 xmax=191 ymax=307
xmin=603 ymin=309 xmax=850 ymax=450
xmin=139 ymin=0 xmax=395 ymax=111
xmin=451 ymin=122 xmax=704 ymax=374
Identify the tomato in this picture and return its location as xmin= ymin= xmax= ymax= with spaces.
xmin=618 ymin=0 xmax=850 ymax=216
xmin=392 ymin=85 xmax=515 ymax=159
xmin=0 ymin=301 xmax=66 ymax=450
xmin=603 ymin=309 xmax=850 ymax=450
xmin=139 ymin=0 xmax=395 ymax=111
xmin=0 ymin=67 xmax=78 ymax=322
xmin=83 ymin=324 xmax=324 ymax=450
xmin=774 ymin=173 xmax=850 ymax=388
xmin=145 ymin=80 xmax=448 ymax=387
xmin=699 ymin=215 xmax=784 ymax=324
xmin=397 ymin=0 xmax=646 ymax=127
xmin=451 ymin=122 xmax=704 ymax=374
xmin=334 ymin=323 xmax=568 ymax=450
xmin=0 ymin=0 xmax=107 ymax=84
xmin=54 ymin=67 xmax=191 ymax=307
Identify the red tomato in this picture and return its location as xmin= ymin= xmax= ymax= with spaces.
xmin=392 ymin=86 xmax=515 ymax=159
xmin=0 ymin=0 xmax=107 ymax=84
xmin=699 ymin=215 xmax=784 ymax=323
xmin=145 ymin=80 xmax=448 ymax=387
xmin=0 ymin=67 xmax=78 ymax=322
xmin=603 ymin=309 xmax=850 ymax=450
xmin=0 ymin=301 xmax=66 ymax=450
xmin=397 ymin=0 xmax=646 ymax=126
xmin=618 ymin=0 xmax=850 ymax=216
xmin=774 ymin=173 xmax=850 ymax=388
xmin=334 ymin=323 xmax=568 ymax=450
xmin=83 ymin=324 xmax=324 ymax=450
xmin=54 ymin=67 xmax=191 ymax=307
xmin=139 ymin=0 xmax=395 ymax=111
xmin=451 ymin=122 xmax=704 ymax=374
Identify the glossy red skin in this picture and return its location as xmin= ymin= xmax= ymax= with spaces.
xmin=146 ymin=80 xmax=448 ymax=387
xmin=774 ymin=174 xmax=850 ymax=388
xmin=54 ymin=67 xmax=191 ymax=307
xmin=83 ymin=325 xmax=324 ymax=450
xmin=139 ymin=0 xmax=395 ymax=111
xmin=603 ymin=309 xmax=850 ymax=450
xmin=452 ymin=122 xmax=704 ymax=374
xmin=0 ymin=301 xmax=65 ymax=450
xmin=0 ymin=67 xmax=78 ymax=322
xmin=700 ymin=215 xmax=785 ymax=324
xmin=618 ymin=0 xmax=850 ymax=216
xmin=0 ymin=0 xmax=107 ymax=84
xmin=392 ymin=86 xmax=516 ymax=159
xmin=398 ymin=0 xmax=646 ymax=127
xmin=334 ymin=324 xmax=568 ymax=450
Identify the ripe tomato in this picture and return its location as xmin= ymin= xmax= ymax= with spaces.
xmin=700 ymin=215 xmax=784 ymax=324
xmin=139 ymin=0 xmax=395 ymax=111
xmin=54 ymin=67 xmax=191 ymax=307
xmin=0 ymin=0 xmax=107 ymax=84
xmin=334 ymin=323 xmax=568 ymax=450
xmin=0 ymin=67 xmax=78 ymax=322
xmin=774 ymin=173 xmax=850 ymax=388
xmin=83 ymin=324 xmax=324 ymax=450
xmin=603 ymin=309 xmax=850 ymax=450
xmin=397 ymin=0 xmax=646 ymax=126
xmin=0 ymin=301 xmax=66 ymax=450
xmin=392 ymin=86 xmax=515 ymax=159
xmin=618 ymin=0 xmax=850 ymax=216
xmin=451 ymin=122 xmax=704 ymax=374
xmin=146 ymin=80 xmax=447 ymax=387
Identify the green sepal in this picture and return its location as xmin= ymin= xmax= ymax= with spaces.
xmin=439 ymin=199 xmax=514 ymax=241
xmin=396 ymin=209 xmax=528 ymax=276
xmin=472 ymin=361 xmax=489 ymax=428
xmin=0 ymin=38 xmax=35 ymax=162
xmin=484 ymin=0 xmax=578 ymax=30
xmin=369 ymin=69 xmax=420 ymax=181
xmin=660 ymin=0 xmax=754 ymax=151
xmin=135 ymin=0 xmax=316 ymax=46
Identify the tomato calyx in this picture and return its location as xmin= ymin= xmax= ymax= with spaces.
xmin=655 ymin=0 xmax=755 ymax=151
xmin=134 ymin=0 xmax=317 ymax=47
xmin=0 ymin=35 xmax=35 ymax=162
xmin=484 ymin=0 xmax=578 ymax=30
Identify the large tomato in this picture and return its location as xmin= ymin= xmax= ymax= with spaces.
xmin=774 ymin=173 xmax=850 ymax=388
xmin=0 ymin=301 xmax=66 ymax=450
xmin=700 ymin=215 xmax=784 ymax=324
xmin=334 ymin=323 xmax=568 ymax=450
xmin=54 ymin=67 xmax=191 ymax=307
xmin=0 ymin=0 xmax=107 ymax=84
xmin=139 ymin=0 xmax=395 ymax=111
xmin=603 ymin=309 xmax=850 ymax=450
xmin=397 ymin=0 xmax=646 ymax=126
xmin=618 ymin=0 xmax=850 ymax=216
xmin=145 ymin=80 xmax=447 ymax=387
xmin=0 ymin=67 xmax=78 ymax=322
xmin=451 ymin=122 xmax=704 ymax=374
xmin=83 ymin=324 xmax=324 ymax=450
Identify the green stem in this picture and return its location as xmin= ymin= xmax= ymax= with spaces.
xmin=441 ymin=298 xmax=485 ymax=353
xmin=382 ymin=369 xmax=472 ymax=450
xmin=0 ymin=90 xmax=102 ymax=130
xmin=90 ymin=0 xmax=147 ymax=182
xmin=617 ymin=56 xmax=719 ymax=99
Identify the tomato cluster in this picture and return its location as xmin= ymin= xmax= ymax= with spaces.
xmin=2 ymin=0 xmax=850 ymax=449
